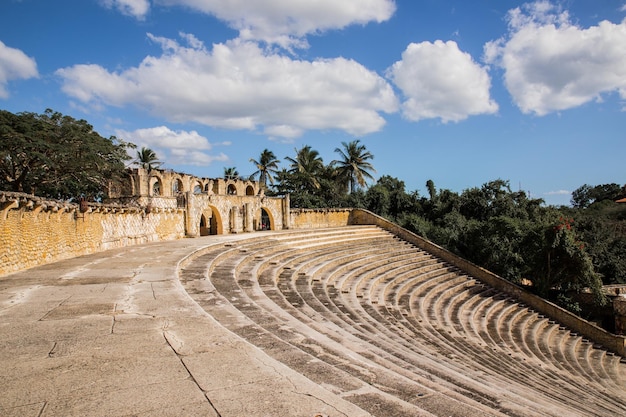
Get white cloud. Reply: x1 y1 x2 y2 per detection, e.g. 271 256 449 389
156 0 395 49
56 34 398 139
117 125 228 166
484 1 626 115
544 189 570 196
0 41 38 99
100 0 150 20
387 40 498 123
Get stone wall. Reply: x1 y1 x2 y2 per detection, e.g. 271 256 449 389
349 208 626 357
0 192 185 276
290 208 352 229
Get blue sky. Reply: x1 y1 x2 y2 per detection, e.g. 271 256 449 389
1 0 625 205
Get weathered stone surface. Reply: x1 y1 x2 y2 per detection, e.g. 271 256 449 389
0 233 371 417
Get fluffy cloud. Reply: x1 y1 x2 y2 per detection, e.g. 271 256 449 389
484 1 626 115
100 0 150 20
56 33 398 139
0 41 38 99
118 125 228 166
157 0 395 48
387 40 498 123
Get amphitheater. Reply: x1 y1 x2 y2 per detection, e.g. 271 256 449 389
1 171 625 416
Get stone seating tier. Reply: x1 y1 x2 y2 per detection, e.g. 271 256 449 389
179 226 626 417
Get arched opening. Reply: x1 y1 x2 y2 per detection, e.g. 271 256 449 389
245 185 255 196
199 207 222 235
172 178 183 195
150 177 162 196
199 214 210 236
257 207 273 231
193 182 203 194
227 184 237 195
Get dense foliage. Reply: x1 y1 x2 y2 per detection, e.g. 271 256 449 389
0 109 133 200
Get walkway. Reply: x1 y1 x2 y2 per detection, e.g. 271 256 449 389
0 233 366 417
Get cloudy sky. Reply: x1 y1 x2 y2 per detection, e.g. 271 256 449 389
1 0 625 205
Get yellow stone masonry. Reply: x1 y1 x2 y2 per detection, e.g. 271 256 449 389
0 192 185 276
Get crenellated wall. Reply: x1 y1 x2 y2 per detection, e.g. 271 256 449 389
0 192 184 276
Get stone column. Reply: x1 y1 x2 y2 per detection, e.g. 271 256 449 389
282 194 290 230
614 296 626 335
244 203 253 232
230 206 242 233
184 191 198 237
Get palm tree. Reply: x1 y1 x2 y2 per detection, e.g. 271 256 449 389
331 139 376 194
223 166 239 180
285 145 324 190
249 149 279 188
135 147 162 171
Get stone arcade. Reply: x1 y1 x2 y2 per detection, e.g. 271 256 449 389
107 168 291 236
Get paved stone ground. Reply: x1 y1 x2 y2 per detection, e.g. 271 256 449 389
0 234 369 417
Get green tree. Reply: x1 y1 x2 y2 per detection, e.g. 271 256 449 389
223 167 239 180
426 179 436 201
0 110 49 193
528 216 606 307
135 147 162 171
0 109 132 200
571 183 622 208
331 139 376 194
249 149 279 188
284 145 324 191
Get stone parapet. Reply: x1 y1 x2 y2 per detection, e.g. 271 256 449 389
0 191 184 276
290 208 352 229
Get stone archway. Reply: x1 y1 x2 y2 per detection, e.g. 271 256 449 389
198 206 223 235
256 207 274 231
199 214 210 236
149 176 162 196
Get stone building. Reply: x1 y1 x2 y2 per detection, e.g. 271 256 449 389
107 168 290 236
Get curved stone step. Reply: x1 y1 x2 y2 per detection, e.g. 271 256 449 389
177 226 626 416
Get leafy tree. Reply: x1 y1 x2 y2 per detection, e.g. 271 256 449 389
426 179 436 201
331 139 376 194
571 184 594 209
462 216 530 282
135 147 162 171
284 145 324 191
572 201 626 284
365 183 390 217
571 183 622 208
366 175 419 221
223 167 239 180
0 110 48 193
528 216 606 307
0 109 132 200
249 149 279 188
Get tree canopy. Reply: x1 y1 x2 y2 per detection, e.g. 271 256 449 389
0 109 133 200
249 149 279 188
331 139 376 194
135 147 162 171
